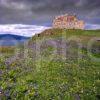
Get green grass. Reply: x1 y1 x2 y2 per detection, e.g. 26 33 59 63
0 29 100 99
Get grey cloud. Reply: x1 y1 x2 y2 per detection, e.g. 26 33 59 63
0 0 100 25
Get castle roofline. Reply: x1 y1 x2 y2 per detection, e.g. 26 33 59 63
55 14 76 19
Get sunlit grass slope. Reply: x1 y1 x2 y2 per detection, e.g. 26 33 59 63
0 29 100 100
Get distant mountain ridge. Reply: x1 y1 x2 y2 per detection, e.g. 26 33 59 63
0 34 29 39
0 34 30 46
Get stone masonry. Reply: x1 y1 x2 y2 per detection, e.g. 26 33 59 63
53 14 85 29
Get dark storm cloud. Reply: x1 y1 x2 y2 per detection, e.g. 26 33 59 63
0 0 100 25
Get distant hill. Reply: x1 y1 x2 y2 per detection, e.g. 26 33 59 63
29 29 100 55
31 29 100 41
0 34 30 46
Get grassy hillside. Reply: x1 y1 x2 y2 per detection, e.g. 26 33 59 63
0 29 100 99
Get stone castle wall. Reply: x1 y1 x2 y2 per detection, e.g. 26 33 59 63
53 14 85 29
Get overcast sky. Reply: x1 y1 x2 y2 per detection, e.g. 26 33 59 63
0 0 100 26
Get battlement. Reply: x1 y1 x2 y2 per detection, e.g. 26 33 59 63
53 14 85 29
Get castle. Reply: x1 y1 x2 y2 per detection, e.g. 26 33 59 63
53 14 85 29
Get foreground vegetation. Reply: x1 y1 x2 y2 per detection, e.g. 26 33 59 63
0 29 100 100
